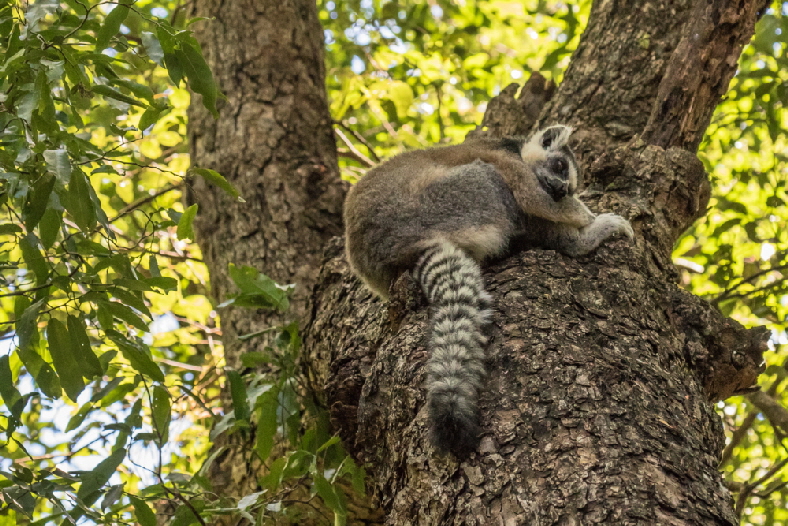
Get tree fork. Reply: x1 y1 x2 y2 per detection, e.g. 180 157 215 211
304 0 770 524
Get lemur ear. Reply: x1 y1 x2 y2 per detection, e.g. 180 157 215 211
538 125 574 150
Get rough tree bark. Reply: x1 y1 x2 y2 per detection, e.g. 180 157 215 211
189 0 772 524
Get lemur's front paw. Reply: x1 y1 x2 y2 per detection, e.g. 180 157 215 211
594 213 634 240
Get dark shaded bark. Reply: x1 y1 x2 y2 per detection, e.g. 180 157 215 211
302 0 771 524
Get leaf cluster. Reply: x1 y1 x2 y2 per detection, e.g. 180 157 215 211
0 0 228 524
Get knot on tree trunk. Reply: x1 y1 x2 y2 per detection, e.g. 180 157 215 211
667 288 769 402
468 73 556 139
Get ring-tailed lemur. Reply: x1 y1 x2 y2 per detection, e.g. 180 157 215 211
343 126 633 456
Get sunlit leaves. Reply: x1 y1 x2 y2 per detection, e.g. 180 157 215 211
46 319 85 401
0 356 23 419
130 495 158 526
219 309 360 525
1 1 221 523
176 203 197 241
191 167 242 201
76 448 126 503
96 2 132 50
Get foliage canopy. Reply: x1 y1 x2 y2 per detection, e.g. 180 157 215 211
0 0 786 524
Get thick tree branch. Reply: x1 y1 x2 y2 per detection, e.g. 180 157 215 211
642 0 772 149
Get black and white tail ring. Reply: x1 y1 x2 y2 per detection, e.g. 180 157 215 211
413 240 492 455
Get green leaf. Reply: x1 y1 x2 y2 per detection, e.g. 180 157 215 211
106 330 164 382
24 173 56 231
141 31 164 65
97 302 114 331
34 364 62 404
113 278 154 292
16 92 37 122
226 369 250 423
223 264 292 311
130 495 158 526
176 204 198 241
38 208 62 250
316 435 341 453
261 456 287 492
109 78 154 103
148 255 161 277
139 104 166 131
170 498 203 526
67 315 104 378
43 149 71 183
66 402 95 432
191 168 242 201
156 27 183 85
312 473 346 517
145 277 177 291
0 356 24 419
95 2 130 50
151 385 171 445
77 448 126 502
109 287 151 318
91 84 145 107
350 463 366 497
103 301 149 332
16 297 41 350
0 224 23 235
102 484 124 510
178 39 220 117
19 234 49 285
46 318 85 401
65 169 97 232
282 450 312 479
256 389 277 460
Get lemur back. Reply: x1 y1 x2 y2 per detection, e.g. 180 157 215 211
343 126 633 456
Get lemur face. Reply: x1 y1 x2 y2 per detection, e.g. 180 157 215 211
521 125 579 202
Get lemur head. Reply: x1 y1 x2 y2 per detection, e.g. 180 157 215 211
520 125 579 202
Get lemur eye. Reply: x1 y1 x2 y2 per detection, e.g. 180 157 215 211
549 157 568 175
541 129 557 149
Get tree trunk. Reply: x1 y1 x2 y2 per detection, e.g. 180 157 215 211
185 0 346 519
304 0 770 524
188 0 771 524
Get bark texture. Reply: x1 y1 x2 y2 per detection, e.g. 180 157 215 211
302 0 771 524
185 0 349 521
187 0 345 339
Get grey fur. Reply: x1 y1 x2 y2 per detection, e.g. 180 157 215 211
343 126 633 455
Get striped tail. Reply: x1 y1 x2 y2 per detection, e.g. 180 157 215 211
413 240 492 456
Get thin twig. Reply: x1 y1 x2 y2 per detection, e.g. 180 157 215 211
736 457 788 515
714 263 788 305
334 120 381 163
110 181 185 223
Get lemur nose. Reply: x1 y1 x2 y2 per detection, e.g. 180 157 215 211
545 177 568 202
